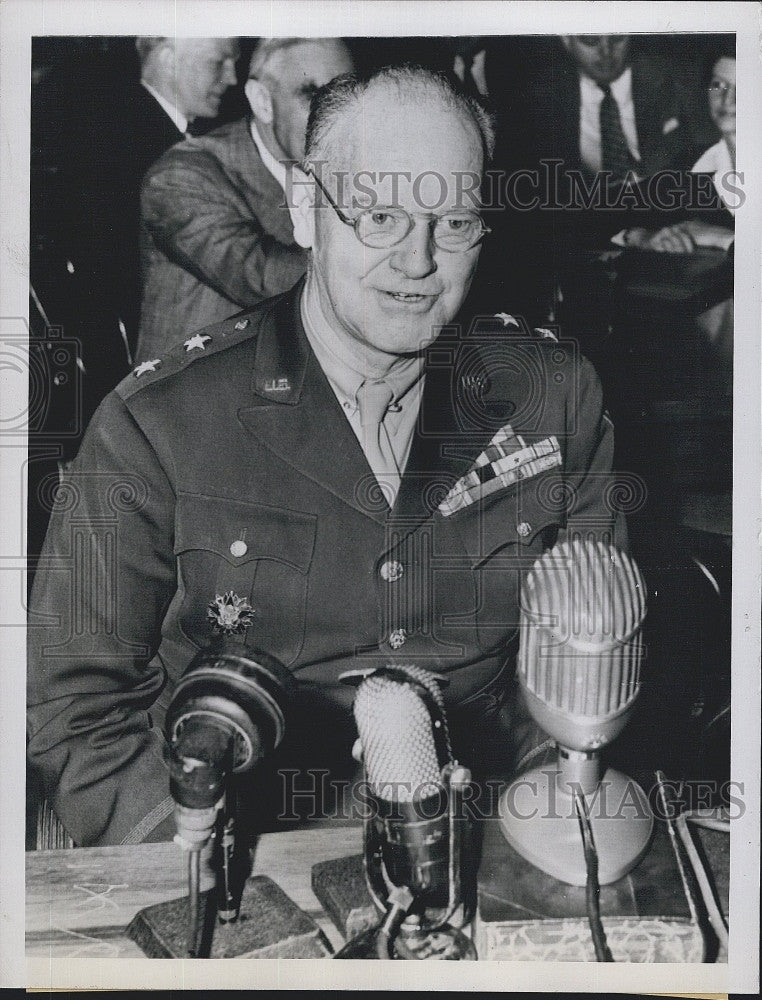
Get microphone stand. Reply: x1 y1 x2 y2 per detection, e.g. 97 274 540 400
335 762 477 959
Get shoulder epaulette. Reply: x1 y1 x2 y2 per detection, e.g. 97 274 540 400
116 310 264 402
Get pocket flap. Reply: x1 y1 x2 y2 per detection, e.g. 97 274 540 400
175 492 317 571
454 473 565 566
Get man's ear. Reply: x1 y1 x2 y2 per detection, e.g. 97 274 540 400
287 164 315 250
245 78 273 124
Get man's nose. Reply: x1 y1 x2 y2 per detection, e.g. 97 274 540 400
389 220 438 278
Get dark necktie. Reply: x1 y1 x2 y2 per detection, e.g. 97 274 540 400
599 84 637 180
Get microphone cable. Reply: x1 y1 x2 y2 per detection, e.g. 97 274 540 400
574 791 614 963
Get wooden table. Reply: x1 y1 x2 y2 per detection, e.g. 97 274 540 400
26 821 728 962
26 822 362 959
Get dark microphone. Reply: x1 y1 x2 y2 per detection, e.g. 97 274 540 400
499 537 652 886
164 642 293 950
165 642 293 819
339 664 476 960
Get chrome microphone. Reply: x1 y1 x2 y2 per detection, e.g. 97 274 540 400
499 537 652 886
340 664 475 959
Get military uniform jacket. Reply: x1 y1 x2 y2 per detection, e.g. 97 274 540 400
27 281 623 846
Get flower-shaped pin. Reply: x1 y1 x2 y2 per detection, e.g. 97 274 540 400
207 591 256 635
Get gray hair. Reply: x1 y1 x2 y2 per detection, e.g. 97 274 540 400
304 63 496 167
248 37 335 81
135 37 170 67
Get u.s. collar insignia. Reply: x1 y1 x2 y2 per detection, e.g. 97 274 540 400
264 377 291 392
207 591 255 634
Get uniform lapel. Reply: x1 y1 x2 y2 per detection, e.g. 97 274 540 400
388 335 507 537
237 284 387 524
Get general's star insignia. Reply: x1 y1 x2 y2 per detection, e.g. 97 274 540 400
134 359 161 377
494 312 520 328
184 333 211 352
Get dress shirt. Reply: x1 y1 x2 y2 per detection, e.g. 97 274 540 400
579 67 641 175
692 138 738 214
300 288 425 490
140 80 189 136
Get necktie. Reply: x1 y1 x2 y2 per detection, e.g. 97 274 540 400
599 85 637 180
356 380 400 506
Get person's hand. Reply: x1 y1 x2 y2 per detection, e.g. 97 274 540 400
646 222 696 254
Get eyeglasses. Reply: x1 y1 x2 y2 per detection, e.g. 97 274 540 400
309 171 491 253
708 79 736 98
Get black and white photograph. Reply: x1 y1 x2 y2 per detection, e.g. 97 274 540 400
1 0 759 992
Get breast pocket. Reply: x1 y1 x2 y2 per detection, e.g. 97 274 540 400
174 493 317 667
452 474 564 651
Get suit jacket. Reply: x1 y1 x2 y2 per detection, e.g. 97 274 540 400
27 280 623 847
71 83 186 346
137 117 308 362
501 46 694 180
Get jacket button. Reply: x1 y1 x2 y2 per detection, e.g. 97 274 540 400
380 560 404 582
388 628 407 649
517 521 532 538
230 539 248 557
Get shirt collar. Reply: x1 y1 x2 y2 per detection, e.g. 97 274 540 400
140 80 188 135
299 285 424 412
580 65 633 103
249 120 288 192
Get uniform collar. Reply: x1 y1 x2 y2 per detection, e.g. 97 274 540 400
299 283 424 413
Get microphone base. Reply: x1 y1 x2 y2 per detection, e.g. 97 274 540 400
334 922 476 960
498 765 653 886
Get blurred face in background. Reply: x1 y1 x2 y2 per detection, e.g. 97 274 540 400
563 35 632 85
707 56 736 141
254 40 354 161
173 38 239 120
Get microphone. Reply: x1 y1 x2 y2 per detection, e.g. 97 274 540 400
164 642 293 949
339 664 476 960
165 642 293 823
499 537 653 886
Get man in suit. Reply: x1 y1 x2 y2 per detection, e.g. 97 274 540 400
70 37 240 360
510 35 694 182
474 35 701 331
135 37 354 362
27 65 623 847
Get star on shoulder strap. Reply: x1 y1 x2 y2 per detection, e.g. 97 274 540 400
184 333 212 352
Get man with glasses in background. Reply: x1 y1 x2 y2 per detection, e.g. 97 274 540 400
27 65 623 847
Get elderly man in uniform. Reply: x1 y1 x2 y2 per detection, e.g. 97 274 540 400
136 37 354 362
27 65 623 847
